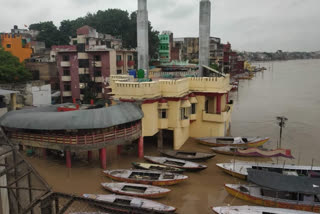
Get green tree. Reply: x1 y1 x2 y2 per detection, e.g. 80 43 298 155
29 21 69 48
0 47 31 83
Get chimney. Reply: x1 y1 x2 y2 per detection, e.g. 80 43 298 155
137 0 149 78
199 0 211 77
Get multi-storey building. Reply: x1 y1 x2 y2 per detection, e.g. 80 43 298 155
110 74 233 149
0 33 32 62
53 26 135 103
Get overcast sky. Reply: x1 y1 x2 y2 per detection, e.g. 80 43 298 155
0 0 319 52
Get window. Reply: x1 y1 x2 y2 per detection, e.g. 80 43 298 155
94 69 102 77
32 70 40 80
63 69 70 76
6 44 11 48
79 59 89 68
73 40 78 45
191 103 196 114
117 70 122 74
128 55 133 61
62 55 70 61
159 109 167 119
64 84 71 91
94 55 101 61
180 108 189 120
79 74 90 83
96 84 102 93
116 55 122 61
77 44 85 52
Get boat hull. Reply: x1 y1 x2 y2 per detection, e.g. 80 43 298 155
225 185 320 213
216 164 247 180
211 147 293 158
104 171 187 186
160 150 215 161
131 162 184 173
197 138 269 147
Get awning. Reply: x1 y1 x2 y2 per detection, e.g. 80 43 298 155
247 169 320 195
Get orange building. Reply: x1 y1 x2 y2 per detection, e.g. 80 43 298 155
0 34 32 62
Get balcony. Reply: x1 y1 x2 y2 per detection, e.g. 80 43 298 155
93 77 104 83
61 61 70 67
158 119 168 129
117 60 124 67
94 61 102 67
202 105 232 123
62 76 71 81
63 91 72 97
78 53 88 59
127 60 135 67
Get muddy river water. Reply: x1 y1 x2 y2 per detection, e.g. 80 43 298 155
26 59 320 213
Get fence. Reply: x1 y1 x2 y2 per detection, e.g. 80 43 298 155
0 129 173 214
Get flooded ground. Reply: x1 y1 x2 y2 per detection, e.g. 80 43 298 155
26 59 320 213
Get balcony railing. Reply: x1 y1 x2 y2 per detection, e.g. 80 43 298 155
62 76 71 81
8 122 141 146
60 61 70 67
202 104 232 123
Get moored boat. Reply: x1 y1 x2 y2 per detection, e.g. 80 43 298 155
83 194 176 213
160 150 215 161
101 182 171 198
144 156 207 171
224 184 320 213
197 136 269 147
211 146 293 158
103 169 188 186
216 162 320 180
212 206 317 214
132 162 185 173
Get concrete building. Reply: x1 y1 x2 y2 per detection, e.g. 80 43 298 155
199 0 211 76
53 26 135 103
158 32 172 64
110 74 233 150
0 34 32 62
137 0 149 75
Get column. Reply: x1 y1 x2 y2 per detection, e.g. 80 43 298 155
10 93 17 111
216 95 222 114
157 130 163 149
100 148 107 169
138 136 144 158
42 148 47 159
117 145 122 155
66 151 72 168
87 151 93 162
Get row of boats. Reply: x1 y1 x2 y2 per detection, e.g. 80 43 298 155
82 148 217 213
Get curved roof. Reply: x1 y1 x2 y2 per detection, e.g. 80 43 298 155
0 103 143 130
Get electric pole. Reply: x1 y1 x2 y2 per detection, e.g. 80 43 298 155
276 116 288 148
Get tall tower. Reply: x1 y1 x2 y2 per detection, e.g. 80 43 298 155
137 0 149 78
199 0 211 76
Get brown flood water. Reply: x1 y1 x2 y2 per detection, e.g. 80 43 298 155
26 59 320 213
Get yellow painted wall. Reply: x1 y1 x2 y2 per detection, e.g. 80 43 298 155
173 127 189 150
141 102 159 137
1 34 32 62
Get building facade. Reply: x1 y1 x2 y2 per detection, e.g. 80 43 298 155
0 34 32 62
53 26 135 103
110 74 233 149
158 34 171 63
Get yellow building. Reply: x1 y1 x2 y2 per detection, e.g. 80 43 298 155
109 74 233 150
0 34 32 62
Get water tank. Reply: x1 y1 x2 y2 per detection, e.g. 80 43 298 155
128 69 137 78
137 69 145 79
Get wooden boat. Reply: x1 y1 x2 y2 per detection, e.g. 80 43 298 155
132 162 185 173
101 182 171 198
216 162 320 180
197 136 269 147
212 206 317 214
83 194 176 213
103 169 188 186
160 150 215 161
211 146 293 158
225 184 320 213
144 156 207 171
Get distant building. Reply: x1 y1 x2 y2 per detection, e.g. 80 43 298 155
0 34 32 62
158 31 173 64
53 25 135 103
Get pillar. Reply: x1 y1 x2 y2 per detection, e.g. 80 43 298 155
199 0 211 76
10 93 17 111
100 148 107 169
137 0 149 78
42 148 47 159
157 130 163 149
117 145 122 155
90 99 94 105
87 151 93 162
216 95 222 114
138 136 144 158
66 151 72 168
